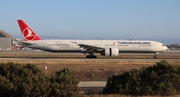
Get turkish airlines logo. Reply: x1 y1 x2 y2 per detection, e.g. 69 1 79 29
22 27 37 40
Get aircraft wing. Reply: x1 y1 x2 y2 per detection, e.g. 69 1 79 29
78 43 104 52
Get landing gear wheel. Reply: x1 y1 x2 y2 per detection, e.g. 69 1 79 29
93 56 97 58
153 55 157 59
86 55 97 58
86 55 91 58
153 52 158 59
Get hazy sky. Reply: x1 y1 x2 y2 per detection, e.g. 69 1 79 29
0 0 180 44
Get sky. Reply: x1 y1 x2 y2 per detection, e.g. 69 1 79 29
0 0 180 44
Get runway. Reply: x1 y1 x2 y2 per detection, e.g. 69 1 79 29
1 50 180 55
0 50 180 59
0 58 180 61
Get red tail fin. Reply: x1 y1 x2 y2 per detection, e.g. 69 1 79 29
17 20 41 41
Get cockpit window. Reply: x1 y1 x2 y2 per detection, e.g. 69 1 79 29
162 45 166 46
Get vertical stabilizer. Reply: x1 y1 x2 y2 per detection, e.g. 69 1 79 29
17 20 41 41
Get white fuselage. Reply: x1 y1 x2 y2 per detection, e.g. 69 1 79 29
20 39 168 53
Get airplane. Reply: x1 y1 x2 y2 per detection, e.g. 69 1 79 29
17 20 168 59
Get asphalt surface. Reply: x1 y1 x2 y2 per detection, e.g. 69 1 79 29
0 58 180 60
1 50 180 55
0 50 180 60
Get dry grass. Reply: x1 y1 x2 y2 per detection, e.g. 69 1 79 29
1 51 180 75
1 58 180 80
1 51 180 80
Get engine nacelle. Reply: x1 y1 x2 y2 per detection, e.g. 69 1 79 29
101 48 119 56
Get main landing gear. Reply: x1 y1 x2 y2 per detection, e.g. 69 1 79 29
153 52 159 59
86 55 97 58
86 52 97 58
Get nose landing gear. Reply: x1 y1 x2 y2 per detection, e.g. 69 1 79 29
153 52 159 59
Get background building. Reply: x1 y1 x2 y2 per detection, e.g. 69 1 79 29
0 30 13 51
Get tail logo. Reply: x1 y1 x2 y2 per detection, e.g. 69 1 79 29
23 27 37 41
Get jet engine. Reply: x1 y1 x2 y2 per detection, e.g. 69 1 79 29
101 48 119 56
